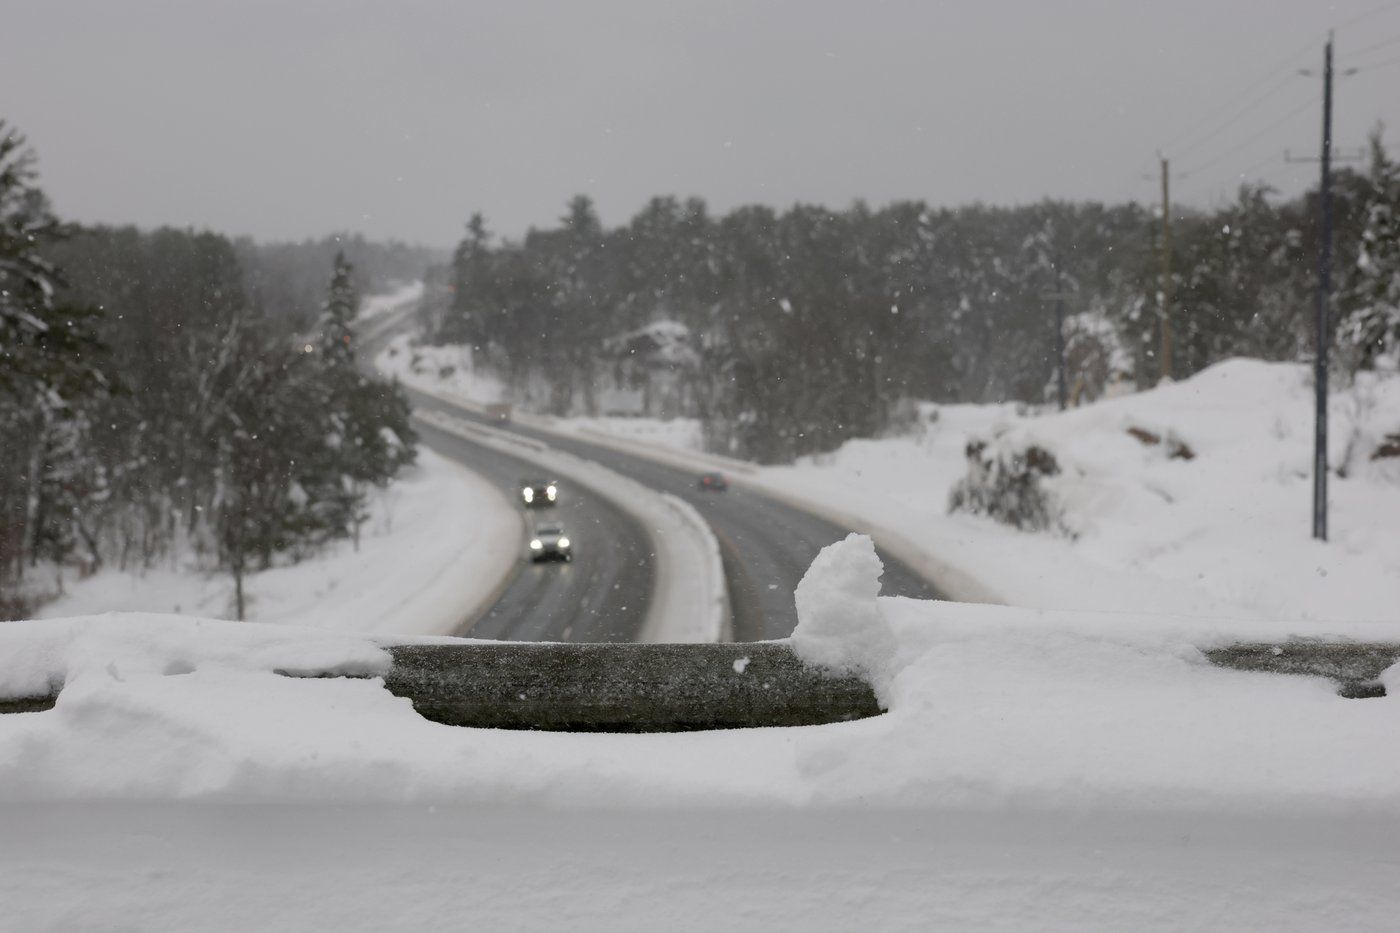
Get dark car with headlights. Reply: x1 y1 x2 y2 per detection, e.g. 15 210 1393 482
520 478 558 508
529 523 573 562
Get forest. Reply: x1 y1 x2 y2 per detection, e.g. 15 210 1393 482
0 122 421 618
431 134 1398 463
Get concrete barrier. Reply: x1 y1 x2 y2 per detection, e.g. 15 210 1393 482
1205 642 1400 698
384 642 881 731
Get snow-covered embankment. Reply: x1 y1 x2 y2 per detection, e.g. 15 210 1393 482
38 448 521 637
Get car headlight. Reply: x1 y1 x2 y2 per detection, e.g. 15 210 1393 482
522 488 533 502
529 539 543 549
557 537 570 549
546 485 557 500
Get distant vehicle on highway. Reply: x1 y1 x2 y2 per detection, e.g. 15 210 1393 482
698 472 728 492
485 402 512 424
521 478 558 508
529 522 573 562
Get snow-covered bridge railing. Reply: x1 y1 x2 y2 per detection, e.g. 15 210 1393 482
383 642 881 731
1205 642 1400 699
0 642 884 731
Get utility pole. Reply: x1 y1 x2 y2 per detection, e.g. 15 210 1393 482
1311 33 1335 542
1054 291 1068 410
1041 287 1070 411
1159 156 1173 383
1288 37 1361 541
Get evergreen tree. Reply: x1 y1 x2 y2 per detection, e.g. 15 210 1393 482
318 250 359 367
0 122 106 611
1339 132 1400 372
310 252 417 549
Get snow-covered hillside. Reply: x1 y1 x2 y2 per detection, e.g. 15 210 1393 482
524 358 1399 624
754 360 1400 622
386 332 1400 622
37 448 520 636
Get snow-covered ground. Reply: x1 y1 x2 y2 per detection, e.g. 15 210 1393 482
752 361 1400 623
6 538 1400 928
356 279 424 321
37 448 521 637
379 332 508 403
408 349 1398 625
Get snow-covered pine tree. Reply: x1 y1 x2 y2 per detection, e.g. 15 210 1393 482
307 252 416 549
1339 132 1400 373
318 250 359 368
0 122 105 613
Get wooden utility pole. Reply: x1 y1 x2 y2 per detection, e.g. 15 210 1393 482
1311 32 1335 542
1159 156 1173 383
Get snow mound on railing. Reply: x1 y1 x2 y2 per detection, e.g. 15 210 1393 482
792 534 897 696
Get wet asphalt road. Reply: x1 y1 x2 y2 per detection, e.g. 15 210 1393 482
413 417 653 643
408 389 943 641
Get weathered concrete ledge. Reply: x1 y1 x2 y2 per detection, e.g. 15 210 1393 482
0 642 884 731
1204 642 1400 698
383 642 882 731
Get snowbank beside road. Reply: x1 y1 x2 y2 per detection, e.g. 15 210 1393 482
762 360 1400 622
357 280 424 321
38 448 521 637
378 332 508 403
379 329 1400 624
543 359 1400 624
9 578 1400 809
7 566 1400 926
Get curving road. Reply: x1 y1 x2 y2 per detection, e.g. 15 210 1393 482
362 314 654 643
406 389 943 641
413 419 653 642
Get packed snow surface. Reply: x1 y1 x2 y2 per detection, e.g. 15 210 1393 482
7 600 1400 808
6 594 1400 927
8 465 1400 928
37 448 520 636
378 332 507 403
791 533 898 693
356 280 424 320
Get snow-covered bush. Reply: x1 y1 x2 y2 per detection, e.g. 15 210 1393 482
948 436 1067 534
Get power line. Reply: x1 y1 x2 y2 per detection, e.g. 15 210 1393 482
1169 72 1300 161
1179 94 1321 179
1351 51 1400 71
1346 31 1400 58
1158 39 1316 155
1339 0 1400 28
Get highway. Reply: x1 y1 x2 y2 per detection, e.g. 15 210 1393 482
413 418 653 642
406 388 943 641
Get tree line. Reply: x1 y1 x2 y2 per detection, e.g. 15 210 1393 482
0 121 418 619
433 135 1399 463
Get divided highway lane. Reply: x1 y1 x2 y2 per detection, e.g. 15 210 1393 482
413 419 653 643
406 389 944 641
360 314 653 643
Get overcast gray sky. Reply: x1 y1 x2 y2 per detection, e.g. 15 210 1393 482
4 0 1399 246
